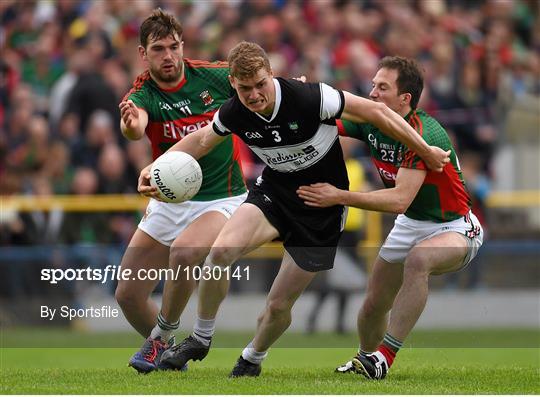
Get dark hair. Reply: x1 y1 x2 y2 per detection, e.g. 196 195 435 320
228 41 271 79
140 8 183 48
378 56 424 109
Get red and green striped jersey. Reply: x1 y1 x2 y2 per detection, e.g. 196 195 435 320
122 59 246 201
338 109 471 222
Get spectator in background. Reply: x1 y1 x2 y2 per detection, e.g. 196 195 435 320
97 143 137 247
497 50 540 116
59 167 106 245
0 58 19 130
4 2 40 61
48 49 87 130
4 84 36 172
5 112 49 178
26 175 64 245
59 163 134 247
425 28 457 110
42 140 73 194
71 1 115 60
102 59 131 105
97 143 132 194
56 112 81 150
449 59 496 170
19 20 64 113
63 39 118 134
71 109 116 169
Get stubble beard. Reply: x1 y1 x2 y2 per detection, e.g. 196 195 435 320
152 61 183 84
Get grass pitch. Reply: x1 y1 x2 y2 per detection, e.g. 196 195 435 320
1 329 538 394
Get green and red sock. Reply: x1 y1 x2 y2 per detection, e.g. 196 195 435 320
378 333 403 367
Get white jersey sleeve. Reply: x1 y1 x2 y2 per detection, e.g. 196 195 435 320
319 83 344 120
212 109 232 136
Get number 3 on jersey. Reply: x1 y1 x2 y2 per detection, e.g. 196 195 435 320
272 130 282 143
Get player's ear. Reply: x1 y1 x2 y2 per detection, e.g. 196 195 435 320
138 46 147 61
228 75 235 88
402 93 411 105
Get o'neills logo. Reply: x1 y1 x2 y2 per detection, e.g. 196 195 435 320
153 169 177 200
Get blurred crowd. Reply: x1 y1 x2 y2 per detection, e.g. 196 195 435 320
0 0 539 249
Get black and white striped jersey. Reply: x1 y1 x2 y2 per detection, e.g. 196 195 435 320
212 77 349 190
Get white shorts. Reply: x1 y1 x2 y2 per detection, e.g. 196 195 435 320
138 193 248 247
379 211 484 268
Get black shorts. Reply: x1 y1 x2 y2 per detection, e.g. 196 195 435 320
244 178 346 272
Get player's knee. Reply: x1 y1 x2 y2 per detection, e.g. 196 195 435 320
265 298 292 319
361 296 389 319
360 299 376 319
404 249 431 275
208 246 237 266
169 246 207 268
115 282 145 310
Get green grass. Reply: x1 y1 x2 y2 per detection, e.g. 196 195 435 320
1 330 539 394
2 327 539 348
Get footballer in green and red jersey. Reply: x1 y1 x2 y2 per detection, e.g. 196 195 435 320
337 109 471 223
311 58 484 381
123 59 246 201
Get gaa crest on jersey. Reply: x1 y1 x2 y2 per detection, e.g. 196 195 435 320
159 102 172 111
200 90 214 106
288 121 299 131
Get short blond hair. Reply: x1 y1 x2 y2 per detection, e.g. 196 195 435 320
228 41 271 79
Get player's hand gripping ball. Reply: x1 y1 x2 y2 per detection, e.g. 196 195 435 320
150 151 203 203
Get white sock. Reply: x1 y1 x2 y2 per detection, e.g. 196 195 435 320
191 317 215 347
150 311 179 342
241 341 268 365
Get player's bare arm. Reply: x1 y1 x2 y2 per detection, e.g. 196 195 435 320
119 99 148 140
341 92 450 172
298 167 426 213
167 123 226 159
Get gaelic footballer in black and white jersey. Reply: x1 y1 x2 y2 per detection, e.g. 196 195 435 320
212 77 349 271
213 78 349 199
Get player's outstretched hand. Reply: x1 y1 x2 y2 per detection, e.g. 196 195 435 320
425 147 451 172
297 183 343 208
119 99 140 130
138 164 161 200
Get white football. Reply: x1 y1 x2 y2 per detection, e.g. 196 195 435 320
150 151 203 203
